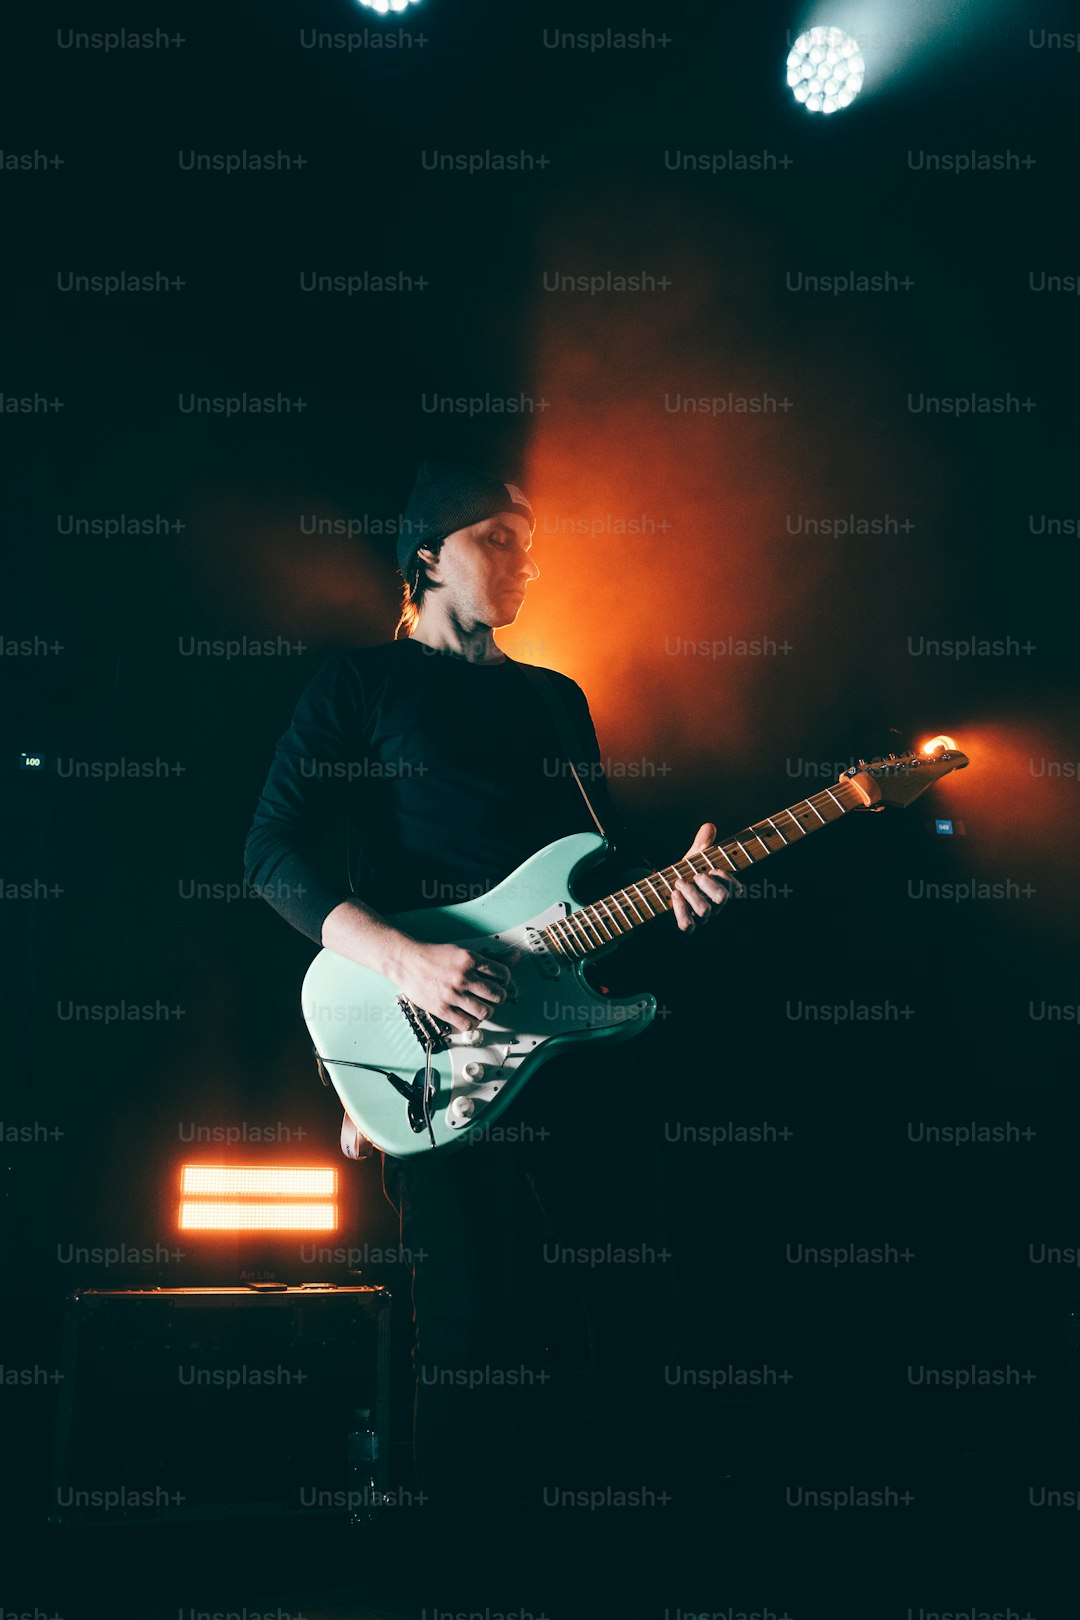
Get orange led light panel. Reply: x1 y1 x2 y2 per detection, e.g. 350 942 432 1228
179 1201 336 1231
181 1165 335 1198
178 1164 338 1232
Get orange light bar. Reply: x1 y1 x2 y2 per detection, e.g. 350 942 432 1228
178 1164 339 1233
181 1165 336 1198
179 1201 337 1231
921 734 959 756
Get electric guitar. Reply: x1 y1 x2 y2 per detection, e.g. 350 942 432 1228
302 746 968 1157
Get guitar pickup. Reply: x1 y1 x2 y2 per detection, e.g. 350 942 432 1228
523 926 561 980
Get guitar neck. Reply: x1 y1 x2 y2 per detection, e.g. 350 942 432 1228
542 776 868 960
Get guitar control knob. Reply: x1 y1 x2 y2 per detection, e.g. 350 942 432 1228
462 1061 485 1080
448 1095 476 1125
459 1030 484 1046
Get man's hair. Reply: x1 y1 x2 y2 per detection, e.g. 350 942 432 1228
394 539 445 639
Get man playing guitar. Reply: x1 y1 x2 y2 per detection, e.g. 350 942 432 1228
244 459 739 1559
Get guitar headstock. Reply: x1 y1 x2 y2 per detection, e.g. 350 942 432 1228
839 746 969 809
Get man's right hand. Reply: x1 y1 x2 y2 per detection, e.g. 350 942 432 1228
389 939 517 1033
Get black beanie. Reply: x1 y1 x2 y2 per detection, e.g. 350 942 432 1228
398 458 535 576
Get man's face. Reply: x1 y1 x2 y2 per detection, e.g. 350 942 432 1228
419 511 539 628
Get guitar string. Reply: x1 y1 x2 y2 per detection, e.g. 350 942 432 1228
544 789 861 951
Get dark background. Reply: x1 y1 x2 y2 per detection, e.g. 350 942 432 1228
3 0 1080 1612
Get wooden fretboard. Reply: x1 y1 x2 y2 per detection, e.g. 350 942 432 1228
542 777 866 959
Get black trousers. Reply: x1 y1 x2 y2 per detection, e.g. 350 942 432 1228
380 1047 687 1520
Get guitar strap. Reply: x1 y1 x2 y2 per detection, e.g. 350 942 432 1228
517 662 608 840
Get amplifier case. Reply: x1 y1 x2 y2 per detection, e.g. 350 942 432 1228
50 1285 391 1526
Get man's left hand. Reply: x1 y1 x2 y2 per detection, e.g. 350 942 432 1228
671 822 743 933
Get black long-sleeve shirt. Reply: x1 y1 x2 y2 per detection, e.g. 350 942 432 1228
243 638 632 944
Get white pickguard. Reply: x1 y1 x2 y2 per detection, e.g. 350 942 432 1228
437 903 652 1131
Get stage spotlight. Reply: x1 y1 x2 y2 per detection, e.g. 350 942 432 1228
786 26 864 114
356 0 421 13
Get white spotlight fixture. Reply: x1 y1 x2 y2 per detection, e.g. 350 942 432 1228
786 26 864 114
357 0 421 13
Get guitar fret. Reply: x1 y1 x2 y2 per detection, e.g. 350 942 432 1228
802 798 827 826
697 851 724 881
766 816 791 844
577 909 608 948
631 882 662 918
651 872 678 904
822 788 845 814
733 840 754 865
598 898 628 935
578 907 608 945
597 905 621 939
620 887 648 923
609 894 637 929
697 849 734 891
642 876 669 910
625 887 650 926
612 894 637 933
635 883 660 919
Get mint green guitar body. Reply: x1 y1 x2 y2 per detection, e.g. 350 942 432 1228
301 832 656 1157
